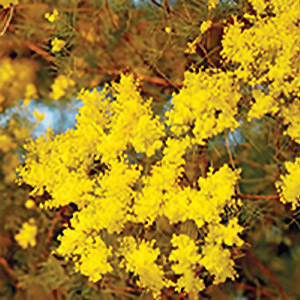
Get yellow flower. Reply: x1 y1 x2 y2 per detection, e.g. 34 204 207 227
51 38 66 53
2 154 19 183
45 9 59 23
200 243 236 284
25 199 35 209
73 236 113 282
249 0 267 15
0 134 15 152
200 20 212 34
121 237 170 298
247 89 278 121
165 27 171 34
49 75 75 100
208 0 218 10
33 109 45 122
281 100 300 145
15 219 37 249
167 69 241 144
18 73 245 296
276 157 300 210
170 234 205 294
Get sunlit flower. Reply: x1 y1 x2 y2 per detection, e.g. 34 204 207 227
15 219 37 249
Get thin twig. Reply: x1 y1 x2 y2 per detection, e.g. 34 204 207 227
0 257 17 282
45 207 64 244
15 3 96 12
0 5 14 36
8 25 54 62
105 0 120 31
237 194 280 200
198 43 217 69
247 250 291 300
236 283 280 300
225 136 235 169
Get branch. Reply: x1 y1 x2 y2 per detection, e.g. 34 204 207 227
0 257 17 282
105 0 120 31
237 194 280 200
0 5 14 36
247 250 291 300
45 207 64 244
89 67 182 88
8 25 54 62
236 283 280 300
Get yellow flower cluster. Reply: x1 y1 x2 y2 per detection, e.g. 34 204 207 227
281 99 300 145
45 9 59 23
167 69 241 145
0 58 38 110
25 199 35 209
18 73 244 298
51 37 66 53
49 74 75 100
221 0 300 124
15 219 37 249
121 237 171 298
207 0 218 10
276 157 300 210
0 0 18 8
0 119 30 184
73 236 113 283
200 20 212 34
2 153 19 184
169 234 204 294
219 0 300 212
201 218 243 284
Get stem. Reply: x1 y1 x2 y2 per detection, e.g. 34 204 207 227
237 194 280 200
236 283 280 300
247 250 291 300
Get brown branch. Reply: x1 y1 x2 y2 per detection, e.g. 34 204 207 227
122 32 168 83
150 0 165 9
0 5 14 36
198 43 217 69
236 283 280 300
225 135 235 169
237 194 280 200
19 37 54 62
8 25 54 62
0 257 17 282
89 67 182 88
45 207 64 245
134 73 182 88
150 0 192 25
105 0 120 31
234 158 272 174
15 3 96 12
247 251 291 300
164 0 171 13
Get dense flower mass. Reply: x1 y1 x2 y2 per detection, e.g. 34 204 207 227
221 0 300 127
16 0 300 297
221 0 300 211
121 237 171 298
167 69 241 145
18 71 244 298
276 157 300 210
1 0 300 299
